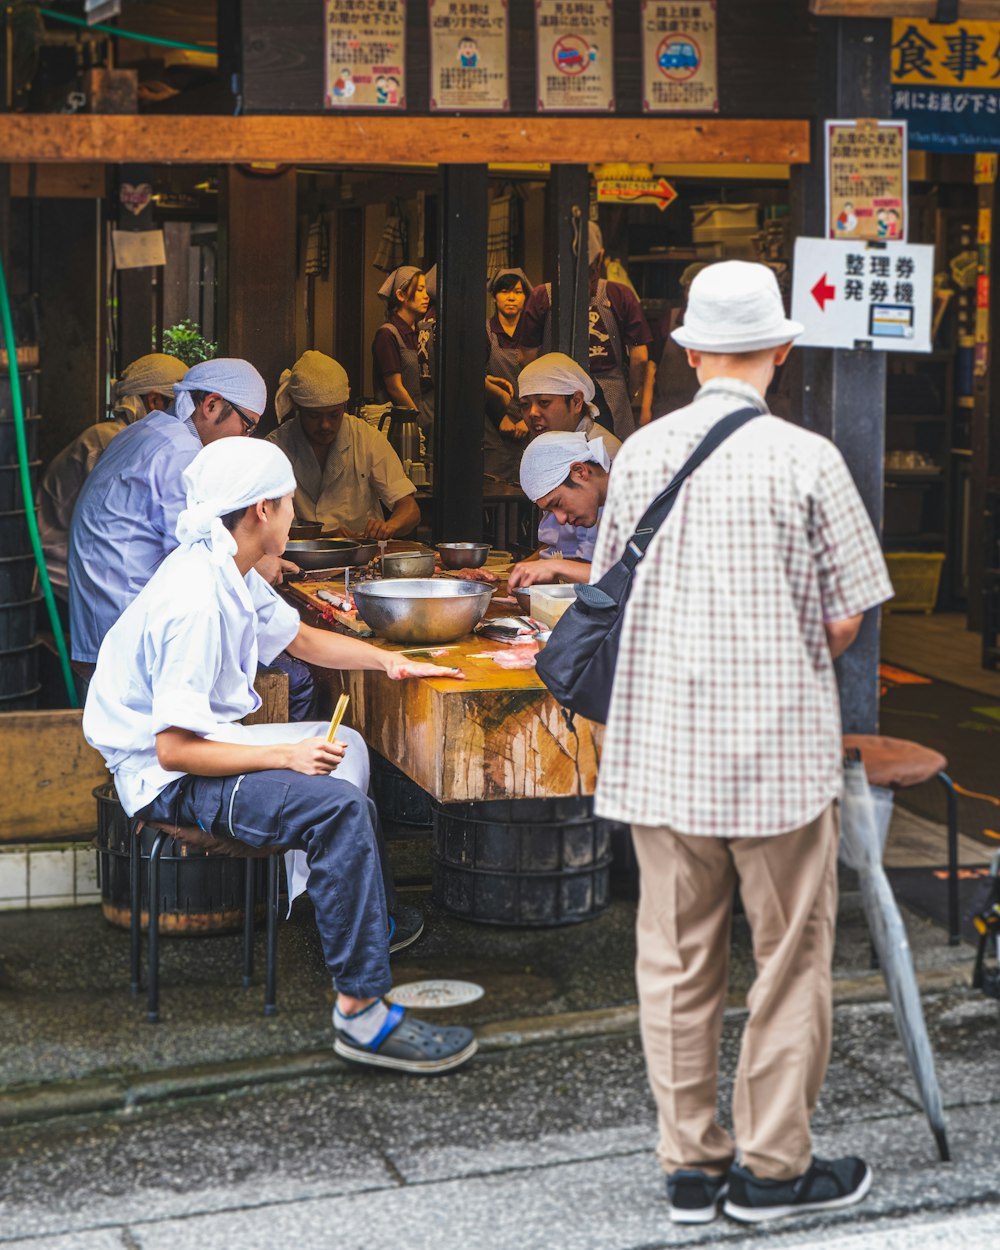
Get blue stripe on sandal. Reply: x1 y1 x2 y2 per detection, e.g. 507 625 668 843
363 1002 406 1052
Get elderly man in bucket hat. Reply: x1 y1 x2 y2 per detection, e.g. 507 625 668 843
589 262 893 1225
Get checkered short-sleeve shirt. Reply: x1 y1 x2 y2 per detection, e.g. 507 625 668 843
590 378 893 836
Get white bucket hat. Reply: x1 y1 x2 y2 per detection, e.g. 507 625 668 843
671 261 803 354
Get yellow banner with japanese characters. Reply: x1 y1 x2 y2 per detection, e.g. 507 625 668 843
891 19 1000 89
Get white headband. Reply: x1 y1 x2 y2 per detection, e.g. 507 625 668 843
517 352 599 419
275 351 350 423
173 357 267 423
176 439 296 565
519 430 611 502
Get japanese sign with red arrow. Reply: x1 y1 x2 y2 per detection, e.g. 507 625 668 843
596 178 678 212
791 237 934 352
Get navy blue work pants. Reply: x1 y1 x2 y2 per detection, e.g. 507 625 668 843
141 770 392 999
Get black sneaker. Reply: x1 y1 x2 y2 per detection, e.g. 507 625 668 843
666 1170 728 1224
388 904 425 955
723 1155 872 1223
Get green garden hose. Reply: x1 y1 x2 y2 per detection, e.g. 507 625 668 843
0 254 78 708
39 8 218 55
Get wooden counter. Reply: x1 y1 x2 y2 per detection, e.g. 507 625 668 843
286 575 601 804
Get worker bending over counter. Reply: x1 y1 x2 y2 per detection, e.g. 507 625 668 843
268 351 419 541
507 353 620 590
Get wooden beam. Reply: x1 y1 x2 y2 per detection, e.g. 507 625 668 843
811 1 1000 15
0 115 811 166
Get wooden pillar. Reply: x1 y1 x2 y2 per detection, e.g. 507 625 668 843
334 206 364 396
969 159 997 633
433 164 487 541
115 164 155 376
218 166 297 433
794 16 891 735
546 165 590 368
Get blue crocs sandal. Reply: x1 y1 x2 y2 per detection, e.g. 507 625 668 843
334 1002 477 1075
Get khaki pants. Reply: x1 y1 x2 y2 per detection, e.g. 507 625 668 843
632 803 839 1181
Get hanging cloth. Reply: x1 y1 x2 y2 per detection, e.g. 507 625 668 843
372 199 408 273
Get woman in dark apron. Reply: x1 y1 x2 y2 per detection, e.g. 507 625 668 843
484 268 533 482
372 266 435 434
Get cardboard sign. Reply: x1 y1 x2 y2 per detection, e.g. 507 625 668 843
112 229 166 270
536 0 614 112
791 237 934 353
826 119 908 243
324 0 406 109
429 0 509 112
891 18 1000 153
641 0 718 114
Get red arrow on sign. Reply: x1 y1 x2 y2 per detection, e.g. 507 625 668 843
811 274 836 311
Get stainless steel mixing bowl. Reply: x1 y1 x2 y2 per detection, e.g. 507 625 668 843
380 549 436 578
436 542 490 569
352 578 494 643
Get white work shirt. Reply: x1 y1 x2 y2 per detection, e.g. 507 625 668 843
83 541 301 817
267 413 415 533
37 418 126 594
68 408 201 662
537 415 621 561
590 377 893 836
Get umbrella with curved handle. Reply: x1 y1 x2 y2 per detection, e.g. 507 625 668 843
840 752 950 1162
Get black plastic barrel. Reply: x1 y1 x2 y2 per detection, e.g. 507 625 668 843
0 461 37 510
0 684 41 710
0 555 35 600
0 370 40 423
370 751 433 827
0 640 39 700
432 795 612 926
0 509 33 556
94 783 254 936
0 597 40 649
0 414 40 461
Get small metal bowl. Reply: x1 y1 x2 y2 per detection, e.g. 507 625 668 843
436 542 490 570
289 521 323 541
380 549 437 579
352 578 494 643
283 538 362 571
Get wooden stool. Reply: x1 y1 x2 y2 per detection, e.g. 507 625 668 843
843 734 959 944
130 815 283 1024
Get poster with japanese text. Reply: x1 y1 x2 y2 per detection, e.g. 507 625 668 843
641 0 717 114
429 0 509 112
324 0 406 109
535 0 614 113
891 19 1000 153
825 120 907 244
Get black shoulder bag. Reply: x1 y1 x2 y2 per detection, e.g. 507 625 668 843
534 406 761 724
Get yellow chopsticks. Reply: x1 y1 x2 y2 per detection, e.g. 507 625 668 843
326 693 350 743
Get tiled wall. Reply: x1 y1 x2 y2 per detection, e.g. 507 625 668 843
0 842 100 911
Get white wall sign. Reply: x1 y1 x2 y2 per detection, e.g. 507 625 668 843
791 237 934 353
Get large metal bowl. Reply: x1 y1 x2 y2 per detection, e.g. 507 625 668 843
352 578 494 643
380 549 436 579
436 541 490 569
283 538 362 570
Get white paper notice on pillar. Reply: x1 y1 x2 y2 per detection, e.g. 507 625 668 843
791 237 933 353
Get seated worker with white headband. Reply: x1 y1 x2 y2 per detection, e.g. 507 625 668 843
268 351 420 541
83 438 476 1076
509 431 613 587
508 352 621 591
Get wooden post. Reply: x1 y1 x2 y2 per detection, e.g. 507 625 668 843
969 158 997 634
433 163 487 541
115 164 155 375
547 165 590 368
218 166 297 434
794 16 891 735
335 206 364 396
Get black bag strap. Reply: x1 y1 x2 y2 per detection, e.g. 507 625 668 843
620 406 762 572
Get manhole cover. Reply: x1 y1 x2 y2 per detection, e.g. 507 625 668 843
386 979 484 1009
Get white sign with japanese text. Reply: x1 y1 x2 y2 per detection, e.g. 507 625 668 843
791 237 934 353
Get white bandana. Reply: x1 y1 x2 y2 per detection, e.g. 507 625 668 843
173 358 267 424
517 352 599 418
176 439 296 565
111 353 188 424
519 430 611 503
